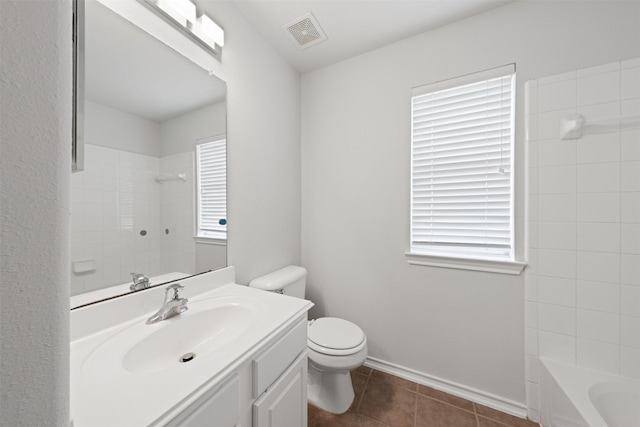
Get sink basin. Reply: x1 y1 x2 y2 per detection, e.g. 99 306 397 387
124 304 255 374
82 296 263 379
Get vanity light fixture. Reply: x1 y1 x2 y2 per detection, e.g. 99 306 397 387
161 0 196 25
198 13 224 47
137 0 224 58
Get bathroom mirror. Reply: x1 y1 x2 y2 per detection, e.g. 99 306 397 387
70 0 227 309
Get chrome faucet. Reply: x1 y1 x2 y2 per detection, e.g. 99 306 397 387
146 283 188 324
130 273 150 291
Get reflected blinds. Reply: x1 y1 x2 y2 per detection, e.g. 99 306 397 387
410 64 515 259
196 138 226 237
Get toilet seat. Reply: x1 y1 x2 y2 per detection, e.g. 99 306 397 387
307 317 366 356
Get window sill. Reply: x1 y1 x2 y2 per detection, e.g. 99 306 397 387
195 236 227 246
405 252 526 275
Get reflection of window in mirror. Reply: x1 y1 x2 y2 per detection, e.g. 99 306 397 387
196 137 227 241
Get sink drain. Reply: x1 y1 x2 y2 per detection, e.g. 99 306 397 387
179 352 196 363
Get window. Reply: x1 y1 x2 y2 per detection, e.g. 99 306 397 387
196 137 226 240
409 64 518 268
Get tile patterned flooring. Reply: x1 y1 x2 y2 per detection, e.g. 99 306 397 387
308 367 539 427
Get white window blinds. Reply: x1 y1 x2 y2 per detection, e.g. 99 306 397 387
410 64 515 260
196 138 226 239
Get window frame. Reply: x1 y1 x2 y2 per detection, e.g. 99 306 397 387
406 64 525 275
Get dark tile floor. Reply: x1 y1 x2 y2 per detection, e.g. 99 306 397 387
308 367 539 427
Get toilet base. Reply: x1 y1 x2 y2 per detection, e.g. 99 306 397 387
307 362 355 414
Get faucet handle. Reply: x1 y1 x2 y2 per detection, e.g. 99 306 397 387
131 272 148 283
165 283 185 300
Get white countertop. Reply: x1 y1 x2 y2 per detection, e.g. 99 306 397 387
70 267 312 426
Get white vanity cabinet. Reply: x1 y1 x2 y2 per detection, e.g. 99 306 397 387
161 316 308 427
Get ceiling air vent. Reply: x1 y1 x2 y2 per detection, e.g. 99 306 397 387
282 12 327 49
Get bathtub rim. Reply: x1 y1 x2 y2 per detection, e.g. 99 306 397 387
540 357 639 427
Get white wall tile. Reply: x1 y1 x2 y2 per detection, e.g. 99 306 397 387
622 98 640 117
525 81 538 116
525 354 539 383
622 58 640 70
622 192 640 223
577 222 620 253
528 194 538 222
538 79 577 113
526 115 539 144
539 303 576 335
621 254 640 285
622 66 640 100
578 193 620 222
525 273 538 302
621 224 640 254
621 346 640 379
577 61 620 78
577 309 620 344
577 280 620 313
578 71 621 106
621 316 640 348
525 327 539 356
539 166 576 194
539 221 576 250
538 276 576 307
538 109 576 141
526 301 538 327
539 249 576 279
539 331 576 363
539 71 576 86
526 382 540 411
577 338 620 374
577 102 621 128
577 251 620 283
577 133 620 164
621 161 640 191
528 221 539 249
538 140 576 167
621 285 640 317
539 194 576 222
528 167 538 195
577 162 620 193
528 138 539 171
621 130 640 161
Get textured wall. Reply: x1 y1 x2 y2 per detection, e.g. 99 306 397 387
0 1 71 425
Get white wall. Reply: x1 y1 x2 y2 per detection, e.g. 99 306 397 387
301 0 640 413
525 57 640 420
0 1 71 425
0 0 300 424
201 2 302 284
161 101 226 156
85 100 161 156
160 102 228 276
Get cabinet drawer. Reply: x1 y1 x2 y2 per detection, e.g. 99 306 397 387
253 318 307 398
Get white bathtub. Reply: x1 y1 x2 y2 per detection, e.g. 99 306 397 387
540 358 640 427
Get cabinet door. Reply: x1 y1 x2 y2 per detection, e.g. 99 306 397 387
253 352 307 427
164 374 239 427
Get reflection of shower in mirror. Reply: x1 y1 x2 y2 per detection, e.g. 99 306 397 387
155 173 187 183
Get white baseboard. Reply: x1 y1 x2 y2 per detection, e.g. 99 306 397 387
364 356 529 420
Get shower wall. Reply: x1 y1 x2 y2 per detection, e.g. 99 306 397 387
525 57 640 420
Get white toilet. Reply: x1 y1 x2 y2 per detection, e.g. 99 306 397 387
249 265 368 414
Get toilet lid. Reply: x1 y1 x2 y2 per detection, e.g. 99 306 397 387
308 317 365 350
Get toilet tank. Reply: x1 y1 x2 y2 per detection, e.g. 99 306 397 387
248 265 307 299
